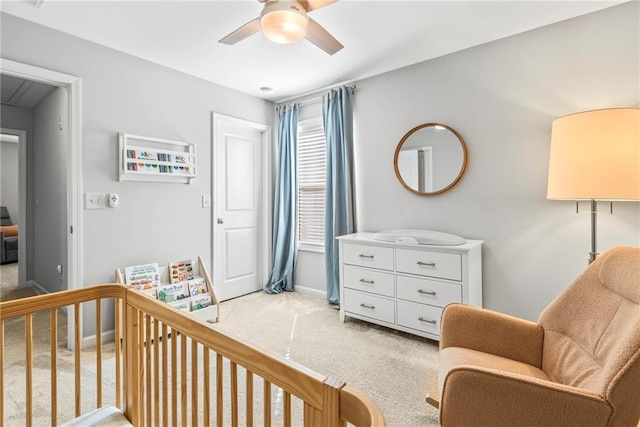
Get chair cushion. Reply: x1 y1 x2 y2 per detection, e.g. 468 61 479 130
439 346 550 396
0 225 18 237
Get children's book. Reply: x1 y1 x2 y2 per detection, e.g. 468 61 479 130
124 263 161 291
169 299 190 312
188 277 207 297
157 282 188 303
168 260 194 283
191 294 212 311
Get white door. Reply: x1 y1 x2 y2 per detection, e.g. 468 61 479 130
213 114 270 301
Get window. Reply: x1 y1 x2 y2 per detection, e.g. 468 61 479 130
297 118 326 251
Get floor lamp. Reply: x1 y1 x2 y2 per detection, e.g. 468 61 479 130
547 108 640 264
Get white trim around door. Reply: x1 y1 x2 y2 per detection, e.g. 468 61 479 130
0 58 83 350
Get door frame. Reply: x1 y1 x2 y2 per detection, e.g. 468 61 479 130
1 58 83 348
212 112 271 300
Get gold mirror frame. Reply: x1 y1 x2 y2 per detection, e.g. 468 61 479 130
393 123 468 196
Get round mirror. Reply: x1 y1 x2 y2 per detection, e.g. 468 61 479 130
393 123 468 196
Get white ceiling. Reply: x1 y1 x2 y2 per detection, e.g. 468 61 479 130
0 0 628 102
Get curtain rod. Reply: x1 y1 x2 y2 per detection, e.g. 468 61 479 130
275 83 357 106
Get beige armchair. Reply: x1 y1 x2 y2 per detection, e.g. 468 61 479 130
428 246 640 426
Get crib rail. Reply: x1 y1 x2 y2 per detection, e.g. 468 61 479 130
0 284 385 426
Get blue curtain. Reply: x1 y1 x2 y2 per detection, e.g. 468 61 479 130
323 86 356 305
265 104 299 294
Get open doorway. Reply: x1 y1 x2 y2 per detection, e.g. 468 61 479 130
0 59 82 348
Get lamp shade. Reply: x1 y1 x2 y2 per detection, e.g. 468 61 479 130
547 108 640 201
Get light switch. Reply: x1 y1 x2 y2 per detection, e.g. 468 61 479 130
85 193 105 209
202 195 211 208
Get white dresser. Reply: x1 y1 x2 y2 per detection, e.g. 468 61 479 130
337 232 482 341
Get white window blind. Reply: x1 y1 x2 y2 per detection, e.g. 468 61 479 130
297 118 326 250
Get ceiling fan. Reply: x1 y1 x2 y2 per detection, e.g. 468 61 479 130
219 0 344 55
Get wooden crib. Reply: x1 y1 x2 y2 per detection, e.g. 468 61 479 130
0 284 385 426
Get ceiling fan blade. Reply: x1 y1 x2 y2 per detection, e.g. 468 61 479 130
306 17 343 55
298 0 338 12
219 17 262 45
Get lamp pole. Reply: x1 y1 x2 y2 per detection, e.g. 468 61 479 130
589 199 598 264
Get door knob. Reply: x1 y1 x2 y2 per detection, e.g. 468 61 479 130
217 218 224 224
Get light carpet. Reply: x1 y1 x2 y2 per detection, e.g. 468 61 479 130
213 291 441 426
1 264 441 426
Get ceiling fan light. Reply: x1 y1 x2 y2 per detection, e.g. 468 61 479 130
261 5 308 44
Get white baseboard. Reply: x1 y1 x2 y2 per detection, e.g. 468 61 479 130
82 329 116 348
29 279 46 294
294 285 326 299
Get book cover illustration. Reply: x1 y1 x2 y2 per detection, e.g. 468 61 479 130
124 263 160 291
169 299 190 312
191 294 212 311
157 282 188 303
169 260 194 283
188 277 207 297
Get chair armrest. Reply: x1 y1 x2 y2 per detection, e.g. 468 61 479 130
440 366 611 426
440 303 544 367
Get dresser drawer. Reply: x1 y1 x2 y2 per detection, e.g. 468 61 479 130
344 289 395 324
343 266 395 297
343 243 394 271
396 275 461 308
397 300 442 336
396 249 462 281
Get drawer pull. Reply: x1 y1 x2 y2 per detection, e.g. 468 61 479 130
417 289 437 296
359 279 375 284
418 317 437 325
358 254 374 259
417 261 436 267
360 303 375 310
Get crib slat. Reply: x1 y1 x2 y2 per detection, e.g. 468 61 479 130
74 303 81 418
284 391 291 427
50 308 57 427
181 332 187 426
145 315 152 425
216 353 223 426
264 380 271 427
153 319 160 425
162 324 168 425
26 313 33 427
115 298 122 408
203 347 210 426
231 361 238 427
0 319 4 424
96 298 102 408
171 328 177 426
191 339 198 427
137 311 145 426
246 371 254 427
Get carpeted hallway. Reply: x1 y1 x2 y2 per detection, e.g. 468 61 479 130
0 263 37 302
1 263 441 426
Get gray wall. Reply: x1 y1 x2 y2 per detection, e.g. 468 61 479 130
33 87 67 293
1 12 272 336
294 3 640 322
0 105 32 221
